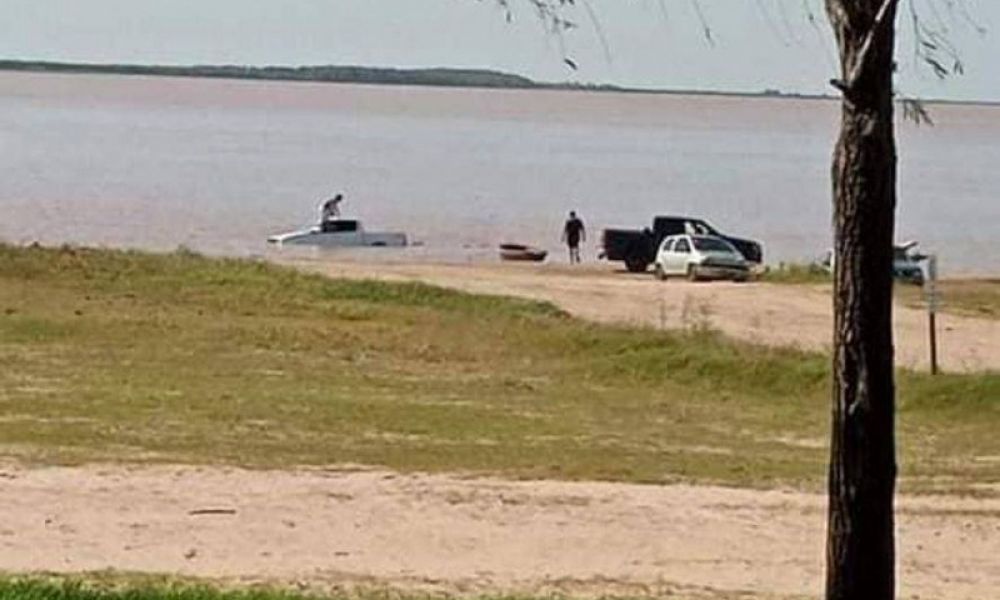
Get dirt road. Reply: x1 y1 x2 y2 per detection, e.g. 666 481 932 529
2 464 997 600
284 258 1000 373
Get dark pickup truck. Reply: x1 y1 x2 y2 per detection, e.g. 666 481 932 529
601 216 764 273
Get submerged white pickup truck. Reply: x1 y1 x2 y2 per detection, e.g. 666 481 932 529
267 218 408 248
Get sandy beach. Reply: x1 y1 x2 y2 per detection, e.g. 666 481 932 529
2 464 998 600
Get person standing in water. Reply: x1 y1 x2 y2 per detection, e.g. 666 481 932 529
562 210 586 264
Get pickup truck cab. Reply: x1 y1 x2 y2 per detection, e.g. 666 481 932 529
601 216 763 273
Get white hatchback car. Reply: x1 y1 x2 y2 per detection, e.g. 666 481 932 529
654 234 750 282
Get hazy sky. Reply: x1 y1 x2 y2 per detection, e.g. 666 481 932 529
2 0 997 100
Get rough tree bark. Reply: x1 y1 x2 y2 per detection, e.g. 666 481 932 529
824 1 899 599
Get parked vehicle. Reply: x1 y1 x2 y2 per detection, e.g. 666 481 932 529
267 218 408 247
653 234 750 282
601 216 763 273
499 243 548 262
893 241 928 285
818 240 927 285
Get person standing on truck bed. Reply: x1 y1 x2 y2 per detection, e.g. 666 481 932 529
319 193 344 229
562 211 586 264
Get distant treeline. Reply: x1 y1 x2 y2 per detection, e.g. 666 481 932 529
0 59 550 90
0 58 677 95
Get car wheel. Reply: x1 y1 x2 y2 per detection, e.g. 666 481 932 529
686 265 700 282
654 263 667 281
625 253 649 273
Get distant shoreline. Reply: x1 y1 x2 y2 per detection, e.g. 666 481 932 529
5 57 993 107
0 58 826 100
3 59 998 108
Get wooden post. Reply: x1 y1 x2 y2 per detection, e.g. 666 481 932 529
927 255 939 375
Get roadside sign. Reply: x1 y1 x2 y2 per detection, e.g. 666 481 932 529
926 255 939 314
926 255 939 375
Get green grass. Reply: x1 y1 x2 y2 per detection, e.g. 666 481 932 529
0 575 808 600
0 579 298 600
0 578 401 600
1 244 998 492
759 263 831 285
898 278 1000 320
762 263 1000 321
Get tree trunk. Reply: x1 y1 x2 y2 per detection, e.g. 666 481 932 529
824 1 899 599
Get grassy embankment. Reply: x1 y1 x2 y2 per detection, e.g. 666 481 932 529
1 244 998 492
762 263 1000 319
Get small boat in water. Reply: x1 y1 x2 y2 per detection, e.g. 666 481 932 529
268 218 408 248
499 243 548 262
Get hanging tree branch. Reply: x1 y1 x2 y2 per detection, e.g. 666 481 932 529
491 0 977 87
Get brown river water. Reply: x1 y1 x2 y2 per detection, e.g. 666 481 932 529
1 71 998 272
